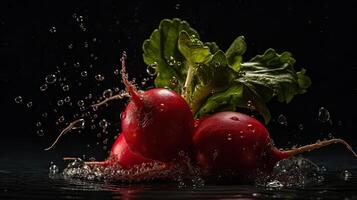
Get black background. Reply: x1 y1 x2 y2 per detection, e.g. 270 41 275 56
1 0 357 161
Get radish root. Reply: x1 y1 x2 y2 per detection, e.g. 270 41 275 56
44 119 85 151
285 138 357 157
91 92 130 109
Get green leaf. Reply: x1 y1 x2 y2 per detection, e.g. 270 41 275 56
178 31 211 64
225 36 247 72
191 50 234 113
240 48 311 104
196 83 271 122
142 18 199 91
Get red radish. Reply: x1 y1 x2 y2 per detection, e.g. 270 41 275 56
82 134 154 169
193 111 357 177
120 53 194 162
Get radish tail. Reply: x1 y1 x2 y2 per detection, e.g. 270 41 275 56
284 138 357 157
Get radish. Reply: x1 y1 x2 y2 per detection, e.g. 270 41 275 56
120 53 194 162
193 111 357 177
81 134 154 169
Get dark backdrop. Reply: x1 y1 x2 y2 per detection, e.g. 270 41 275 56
1 0 356 161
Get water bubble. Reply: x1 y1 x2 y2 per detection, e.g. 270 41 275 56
49 163 59 174
146 62 157 76
45 74 56 84
14 96 23 104
73 62 80 68
83 41 89 48
58 116 65 123
72 119 85 130
230 116 240 121
49 26 56 33
26 101 33 108
57 99 64 106
77 100 84 107
97 133 102 138
42 112 48 118
103 138 108 145
64 96 71 103
95 74 105 81
298 123 304 130
40 84 48 91
92 37 97 42
113 69 119 75
341 170 352 181
37 129 44 136
266 180 284 189
81 71 88 77
90 125 96 130
277 114 288 126
175 3 180 10
318 107 330 123
36 121 42 127
102 89 113 98
247 100 255 111
167 56 176 66
170 76 178 86
214 61 220 67
68 43 73 49
99 119 108 130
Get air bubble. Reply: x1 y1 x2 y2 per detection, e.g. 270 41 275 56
64 96 71 103
14 96 23 104
40 84 48 91
45 74 57 84
37 129 44 136
102 89 113 98
318 107 330 123
49 26 57 33
77 100 84 107
95 74 105 81
26 101 33 108
341 170 352 181
57 99 64 106
277 114 288 126
79 71 88 77
147 62 157 76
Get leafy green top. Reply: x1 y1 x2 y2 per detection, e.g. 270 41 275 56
142 18 311 123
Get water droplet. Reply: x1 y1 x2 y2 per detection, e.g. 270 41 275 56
341 170 352 181
26 101 33 108
227 133 232 141
49 163 59 174
212 149 219 160
36 121 42 127
58 116 65 123
174 3 180 10
77 100 84 107
14 96 23 104
103 138 108 145
266 180 284 189
62 84 70 92
79 71 88 78
230 116 240 121
64 96 71 103
92 37 97 42
45 74 56 84
95 74 105 81
277 114 288 126
167 56 176 66
49 26 56 33
97 133 102 138
99 119 108 130
298 123 304 130
40 84 48 91
113 69 119 75
170 76 178 86
68 43 73 49
102 89 113 98
57 99 64 106
37 129 44 136
146 62 157 76
72 119 85 130
318 107 330 123
42 112 48 118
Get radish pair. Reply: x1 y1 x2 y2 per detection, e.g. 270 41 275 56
89 55 356 180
